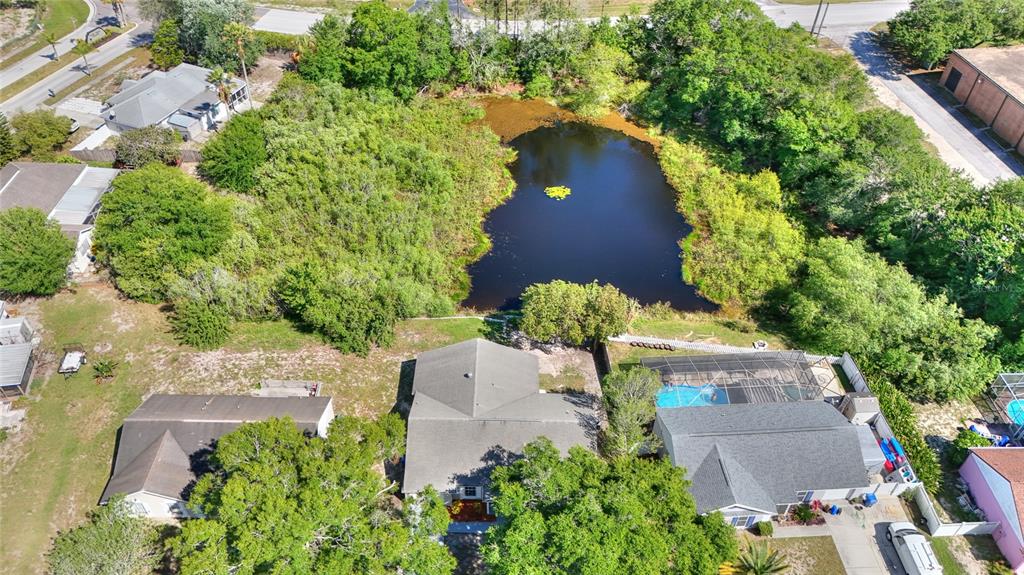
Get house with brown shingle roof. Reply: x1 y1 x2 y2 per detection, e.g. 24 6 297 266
100 394 334 520
0 162 119 273
960 447 1024 573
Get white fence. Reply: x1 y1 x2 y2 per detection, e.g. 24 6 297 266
839 352 869 393
911 485 999 536
607 334 839 362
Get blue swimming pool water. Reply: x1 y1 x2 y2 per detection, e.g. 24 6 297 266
656 384 729 408
1008 399 1024 426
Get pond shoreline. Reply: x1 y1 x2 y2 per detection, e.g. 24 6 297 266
460 115 715 312
475 96 660 149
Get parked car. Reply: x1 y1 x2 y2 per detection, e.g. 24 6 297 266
887 522 943 575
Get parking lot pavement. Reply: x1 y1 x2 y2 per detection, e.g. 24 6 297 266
252 8 325 35
825 498 909 575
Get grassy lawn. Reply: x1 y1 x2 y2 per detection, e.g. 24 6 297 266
762 537 845 575
630 312 790 348
932 538 967 575
0 0 90 70
607 311 793 370
540 365 588 392
0 283 490 575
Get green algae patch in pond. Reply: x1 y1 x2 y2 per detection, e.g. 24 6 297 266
545 186 572 200
462 121 716 312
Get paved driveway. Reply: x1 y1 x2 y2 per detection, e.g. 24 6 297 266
776 496 912 574
755 0 1023 185
847 32 1023 185
825 502 908 575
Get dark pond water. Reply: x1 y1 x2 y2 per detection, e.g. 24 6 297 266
463 122 717 311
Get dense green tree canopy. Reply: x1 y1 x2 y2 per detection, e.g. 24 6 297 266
10 110 72 161
47 495 160 575
198 111 266 192
888 0 1024 68
520 280 638 345
169 415 455 575
142 0 258 70
151 18 185 69
299 1 456 98
484 439 738 574
788 237 999 402
0 207 74 296
0 113 15 166
94 164 232 302
660 140 805 307
114 126 181 168
224 82 512 352
601 367 662 457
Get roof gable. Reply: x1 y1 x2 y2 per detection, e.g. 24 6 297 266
102 430 192 500
106 63 220 129
971 447 1024 536
657 402 868 513
412 339 538 417
101 395 332 504
403 340 598 494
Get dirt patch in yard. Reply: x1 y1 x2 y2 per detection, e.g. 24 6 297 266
79 60 152 102
249 53 290 103
0 283 495 574
915 399 982 448
528 345 600 395
0 8 34 52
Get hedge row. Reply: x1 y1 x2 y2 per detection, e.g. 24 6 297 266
873 380 941 493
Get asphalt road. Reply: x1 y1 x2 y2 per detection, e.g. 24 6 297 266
846 32 1023 184
756 0 1023 185
1 0 112 88
1 1 152 116
755 0 908 46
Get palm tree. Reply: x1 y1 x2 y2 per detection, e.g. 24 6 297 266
102 0 127 28
221 22 254 110
72 40 92 75
737 542 790 575
44 32 59 59
206 66 233 110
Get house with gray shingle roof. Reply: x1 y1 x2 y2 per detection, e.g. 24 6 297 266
655 401 871 527
103 63 247 140
0 162 119 273
100 394 334 519
401 339 599 507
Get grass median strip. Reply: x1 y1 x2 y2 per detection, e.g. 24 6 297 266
43 47 150 106
0 0 90 70
1 28 125 101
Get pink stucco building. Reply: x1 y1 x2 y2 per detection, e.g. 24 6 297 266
960 448 1024 574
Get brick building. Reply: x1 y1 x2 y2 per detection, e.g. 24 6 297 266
939 46 1024 155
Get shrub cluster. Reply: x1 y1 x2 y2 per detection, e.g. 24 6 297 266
873 380 941 493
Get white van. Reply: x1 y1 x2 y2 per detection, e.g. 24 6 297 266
886 522 943 575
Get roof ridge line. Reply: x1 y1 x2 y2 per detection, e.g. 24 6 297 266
685 425 848 437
